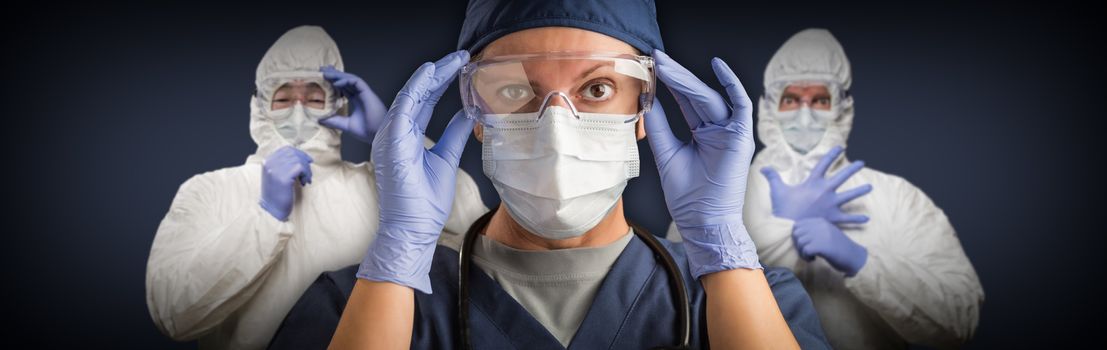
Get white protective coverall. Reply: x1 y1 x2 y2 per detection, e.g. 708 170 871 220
145 26 487 349
668 28 984 349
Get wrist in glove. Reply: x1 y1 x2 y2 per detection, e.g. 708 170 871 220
678 220 762 279
355 225 441 294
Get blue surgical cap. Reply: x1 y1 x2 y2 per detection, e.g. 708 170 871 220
457 0 664 55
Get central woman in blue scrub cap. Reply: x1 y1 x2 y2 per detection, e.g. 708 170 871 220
269 1 830 349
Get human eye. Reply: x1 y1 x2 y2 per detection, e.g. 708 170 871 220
497 84 533 102
580 81 615 102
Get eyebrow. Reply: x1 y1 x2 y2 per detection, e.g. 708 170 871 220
527 63 613 92
476 62 615 95
575 63 609 82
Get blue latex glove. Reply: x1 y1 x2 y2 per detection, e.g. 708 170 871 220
319 66 387 143
355 51 474 294
761 145 872 224
645 50 762 278
793 217 868 276
259 146 313 221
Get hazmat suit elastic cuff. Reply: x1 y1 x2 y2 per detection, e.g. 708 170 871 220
842 250 879 296
245 204 296 272
259 198 291 222
255 203 296 235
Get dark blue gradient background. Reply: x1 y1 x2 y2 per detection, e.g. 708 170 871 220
4 1 1102 348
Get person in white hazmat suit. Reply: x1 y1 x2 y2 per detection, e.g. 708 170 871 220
144 25 487 349
668 28 984 349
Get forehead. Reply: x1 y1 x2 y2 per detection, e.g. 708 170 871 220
782 84 830 96
481 27 638 58
275 80 324 91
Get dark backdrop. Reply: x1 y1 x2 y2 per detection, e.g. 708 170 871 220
4 0 1102 348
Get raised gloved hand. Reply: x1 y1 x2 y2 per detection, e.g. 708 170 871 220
792 217 868 276
259 146 313 221
645 50 761 278
355 51 474 294
319 66 387 143
761 145 872 224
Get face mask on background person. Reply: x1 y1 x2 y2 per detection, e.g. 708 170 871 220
267 101 328 146
776 105 835 154
258 74 343 147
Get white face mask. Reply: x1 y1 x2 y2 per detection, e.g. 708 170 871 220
482 106 640 240
266 102 332 146
777 106 835 154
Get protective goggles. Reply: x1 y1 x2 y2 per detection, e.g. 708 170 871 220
254 70 345 115
460 52 655 126
763 79 851 112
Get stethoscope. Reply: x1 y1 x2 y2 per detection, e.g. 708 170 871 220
457 207 691 350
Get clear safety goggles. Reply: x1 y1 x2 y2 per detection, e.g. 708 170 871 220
459 52 655 126
763 79 850 112
255 70 345 115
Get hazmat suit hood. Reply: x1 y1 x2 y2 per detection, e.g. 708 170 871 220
247 25 344 168
756 28 855 183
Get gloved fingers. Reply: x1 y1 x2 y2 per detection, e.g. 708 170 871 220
709 57 753 126
653 50 729 126
389 62 437 123
653 54 699 130
429 110 476 168
288 147 314 165
642 98 682 161
415 50 470 131
296 152 314 184
279 150 312 186
357 82 388 131
835 183 873 205
829 160 866 188
830 213 870 224
335 80 364 99
275 145 297 154
812 145 844 180
791 233 808 259
318 115 350 131
262 157 287 176
798 244 816 261
267 146 291 161
343 87 363 112
373 109 425 157
331 77 353 88
793 222 814 237
320 66 347 82
322 67 365 89
298 162 314 185
284 162 306 185
760 166 786 190
795 232 814 246
324 73 361 95
270 146 303 164
324 69 360 86
663 85 702 130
